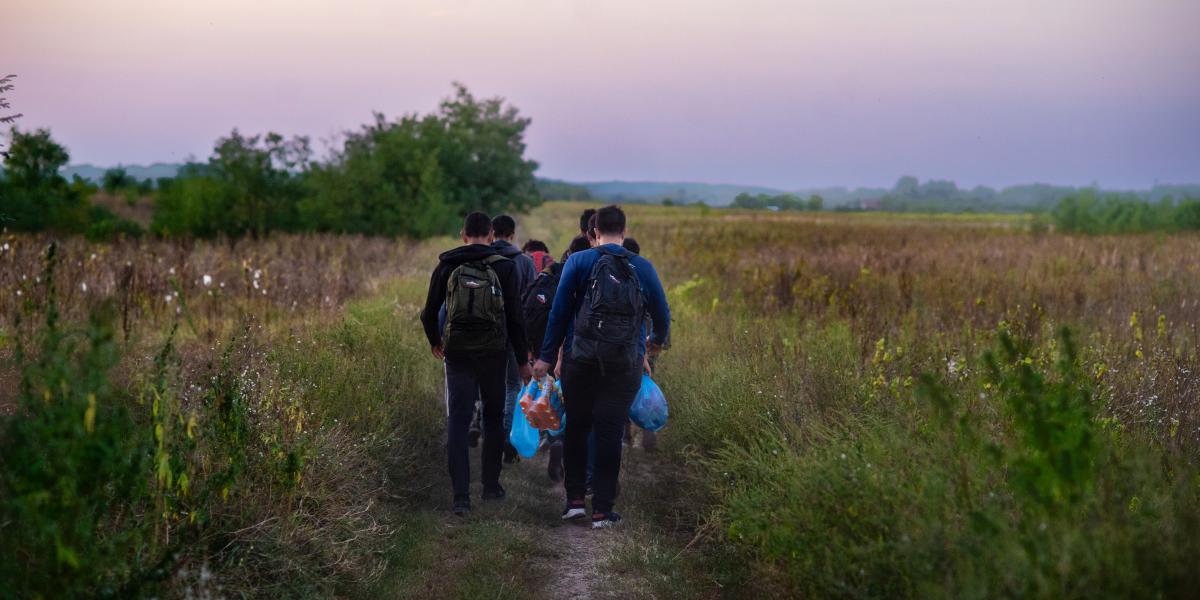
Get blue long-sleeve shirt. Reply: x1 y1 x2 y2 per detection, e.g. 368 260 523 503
539 243 670 364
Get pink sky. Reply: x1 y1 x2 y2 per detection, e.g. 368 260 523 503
4 0 1198 188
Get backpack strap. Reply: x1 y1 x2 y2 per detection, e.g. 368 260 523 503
482 254 509 266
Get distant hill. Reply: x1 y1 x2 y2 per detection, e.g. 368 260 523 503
62 162 183 183
573 180 786 205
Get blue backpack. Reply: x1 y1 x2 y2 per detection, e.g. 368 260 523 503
571 247 645 370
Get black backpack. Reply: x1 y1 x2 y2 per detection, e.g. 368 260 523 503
571 247 644 370
522 263 562 357
443 255 509 354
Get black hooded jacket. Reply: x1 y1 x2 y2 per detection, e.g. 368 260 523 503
421 243 529 362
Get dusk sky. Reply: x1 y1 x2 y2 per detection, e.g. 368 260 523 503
4 0 1198 189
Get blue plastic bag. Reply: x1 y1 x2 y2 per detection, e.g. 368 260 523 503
509 396 540 458
629 375 668 432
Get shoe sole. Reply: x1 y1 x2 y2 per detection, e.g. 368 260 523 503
592 519 619 529
562 508 587 520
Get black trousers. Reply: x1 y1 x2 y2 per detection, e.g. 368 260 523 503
561 358 641 513
445 352 507 501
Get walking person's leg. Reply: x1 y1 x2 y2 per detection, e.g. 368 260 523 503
590 366 642 524
561 359 597 514
477 352 509 497
444 357 478 514
502 352 522 462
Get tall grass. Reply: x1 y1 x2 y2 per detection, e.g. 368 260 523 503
617 205 1200 597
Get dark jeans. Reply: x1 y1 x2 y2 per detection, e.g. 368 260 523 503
445 352 507 501
561 358 641 514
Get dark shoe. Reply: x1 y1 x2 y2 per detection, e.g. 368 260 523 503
503 442 520 464
452 498 471 516
482 485 507 501
562 498 587 520
547 440 564 482
591 510 622 529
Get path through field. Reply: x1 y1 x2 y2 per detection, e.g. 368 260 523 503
380 430 708 599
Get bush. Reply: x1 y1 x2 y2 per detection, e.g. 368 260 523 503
0 244 153 597
706 328 1200 598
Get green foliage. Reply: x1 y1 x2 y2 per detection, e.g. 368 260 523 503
1052 190 1200 233
155 84 540 239
0 128 142 238
153 131 310 237
0 244 152 597
536 178 592 201
732 191 825 211
702 325 1200 598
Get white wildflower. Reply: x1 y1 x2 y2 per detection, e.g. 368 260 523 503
169 267 176 275
81 282 88 293
165 294 174 304
202 274 213 286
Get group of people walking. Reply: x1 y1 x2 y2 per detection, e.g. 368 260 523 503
420 205 670 528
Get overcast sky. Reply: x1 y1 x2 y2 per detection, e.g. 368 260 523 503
4 0 1198 189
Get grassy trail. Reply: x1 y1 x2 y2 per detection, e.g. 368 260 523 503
375 431 708 599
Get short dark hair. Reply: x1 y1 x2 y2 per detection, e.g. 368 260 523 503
562 234 592 261
622 237 640 254
586 214 599 240
522 239 549 254
491 214 516 238
595 205 626 236
579 208 597 234
463 212 491 238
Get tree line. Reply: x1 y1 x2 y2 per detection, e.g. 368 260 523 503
0 84 540 239
1051 190 1200 234
732 192 823 211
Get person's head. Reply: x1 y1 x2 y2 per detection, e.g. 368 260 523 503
579 208 597 235
561 234 591 262
522 239 549 254
586 213 599 246
491 214 517 241
461 211 492 244
622 237 640 255
594 205 626 242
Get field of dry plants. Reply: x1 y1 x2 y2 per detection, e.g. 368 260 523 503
2 203 1198 598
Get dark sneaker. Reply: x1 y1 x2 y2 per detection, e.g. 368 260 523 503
547 440 564 482
482 485 507 501
561 498 587 520
452 498 471 516
591 510 622 529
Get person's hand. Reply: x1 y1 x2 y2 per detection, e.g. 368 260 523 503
533 359 553 379
642 355 653 377
431 344 445 360
647 341 664 356
518 361 533 383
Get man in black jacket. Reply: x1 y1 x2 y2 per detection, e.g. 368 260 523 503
421 212 532 516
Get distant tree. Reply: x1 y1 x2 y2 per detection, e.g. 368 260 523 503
302 83 539 237
153 130 310 237
893 175 919 198
0 74 23 158
102 167 134 193
807 194 824 211
0 128 87 231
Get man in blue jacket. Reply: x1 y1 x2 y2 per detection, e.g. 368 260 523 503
533 205 670 529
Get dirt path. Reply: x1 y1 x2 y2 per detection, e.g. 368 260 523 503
381 435 706 599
